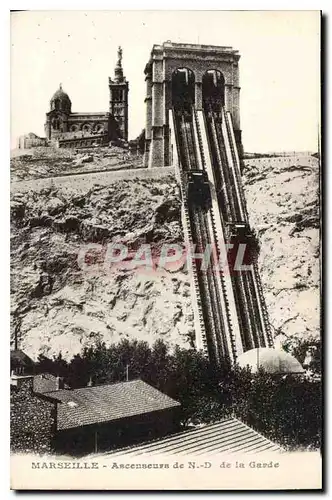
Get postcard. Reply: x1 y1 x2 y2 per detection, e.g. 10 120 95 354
10 10 322 490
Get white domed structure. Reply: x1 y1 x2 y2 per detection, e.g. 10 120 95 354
237 347 305 374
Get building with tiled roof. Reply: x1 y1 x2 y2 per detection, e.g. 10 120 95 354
33 373 66 394
11 375 181 455
47 380 180 454
44 379 180 431
103 418 283 457
10 349 35 375
11 365 283 457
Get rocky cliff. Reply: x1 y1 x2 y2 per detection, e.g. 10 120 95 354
243 156 320 354
10 149 320 361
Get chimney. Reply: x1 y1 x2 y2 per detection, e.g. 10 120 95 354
55 376 60 391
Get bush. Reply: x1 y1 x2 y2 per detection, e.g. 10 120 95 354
230 369 322 450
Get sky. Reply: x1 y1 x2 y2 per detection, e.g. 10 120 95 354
10 10 320 152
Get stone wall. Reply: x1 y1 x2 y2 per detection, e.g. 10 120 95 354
11 166 176 194
57 133 108 149
244 156 318 170
18 136 48 149
11 378 57 454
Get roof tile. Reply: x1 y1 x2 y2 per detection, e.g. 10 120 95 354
45 379 180 430
104 418 283 456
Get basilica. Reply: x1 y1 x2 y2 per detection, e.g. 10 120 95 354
44 47 129 149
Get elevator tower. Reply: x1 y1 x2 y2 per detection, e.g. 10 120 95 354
143 42 242 168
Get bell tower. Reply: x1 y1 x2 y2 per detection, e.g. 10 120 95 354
109 46 129 141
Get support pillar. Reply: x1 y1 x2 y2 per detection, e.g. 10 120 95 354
148 72 164 167
224 84 233 114
143 139 151 167
195 82 203 111
232 86 241 131
163 81 171 166
143 74 152 167
148 126 164 168
143 103 152 167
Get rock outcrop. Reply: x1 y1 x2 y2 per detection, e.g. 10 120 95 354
11 176 193 360
243 157 320 353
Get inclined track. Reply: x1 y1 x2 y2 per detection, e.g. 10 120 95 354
174 109 237 364
205 104 272 349
173 99 273 365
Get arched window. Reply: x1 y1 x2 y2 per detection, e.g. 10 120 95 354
113 90 122 102
202 70 225 111
171 68 195 112
52 118 60 130
95 124 104 133
82 123 91 133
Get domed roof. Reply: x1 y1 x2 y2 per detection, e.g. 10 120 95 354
51 83 71 104
237 347 305 374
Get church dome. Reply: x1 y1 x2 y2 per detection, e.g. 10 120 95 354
237 347 305 374
50 84 71 113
